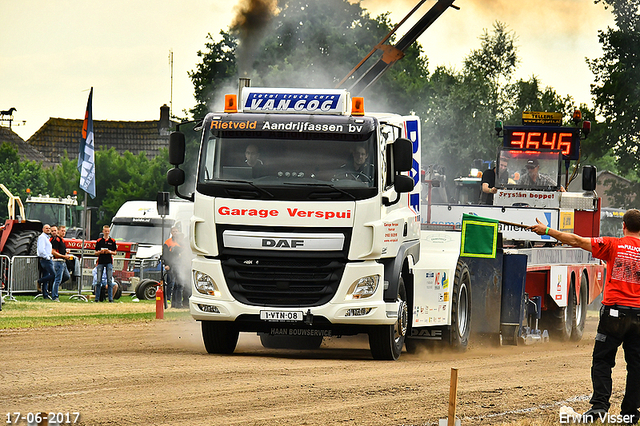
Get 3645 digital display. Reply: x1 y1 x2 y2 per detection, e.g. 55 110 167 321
503 126 580 161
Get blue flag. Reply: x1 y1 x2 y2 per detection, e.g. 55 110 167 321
78 87 96 198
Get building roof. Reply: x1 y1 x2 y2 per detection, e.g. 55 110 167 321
26 105 176 165
0 125 53 166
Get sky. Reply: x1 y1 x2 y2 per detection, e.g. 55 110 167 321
1 0 615 141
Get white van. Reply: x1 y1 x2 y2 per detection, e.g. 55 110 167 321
110 199 193 299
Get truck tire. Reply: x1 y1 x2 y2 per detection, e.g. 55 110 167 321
259 333 323 350
444 260 472 351
113 279 122 300
201 321 239 354
135 279 158 300
1 229 39 257
570 274 588 341
541 280 574 342
368 276 408 360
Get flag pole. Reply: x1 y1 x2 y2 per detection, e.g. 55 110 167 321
70 192 89 301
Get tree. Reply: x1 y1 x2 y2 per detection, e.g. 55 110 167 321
588 0 640 175
0 143 48 222
189 31 238 119
420 22 520 184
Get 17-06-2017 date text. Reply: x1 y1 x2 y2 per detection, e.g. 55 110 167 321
6 412 80 424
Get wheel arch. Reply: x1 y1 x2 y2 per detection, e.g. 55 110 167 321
380 240 419 303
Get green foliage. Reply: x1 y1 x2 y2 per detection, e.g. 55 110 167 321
0 143 172 237
587 0 640 204
588 0 640 174
93 148 172 232
0 143 48 222
188 31 238 119
420 22 521 183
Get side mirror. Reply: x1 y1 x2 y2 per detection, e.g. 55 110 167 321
167 168 185 187
582 165 597 191
393 138 413 172
169 132 186 166
394 175 415 193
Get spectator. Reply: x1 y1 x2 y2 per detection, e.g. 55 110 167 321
94 225 117 303
58 225 77 280
173 231 191 309
36 224 55 300
162 227 180 304
50 225 72 302
528 210 640 424
92 261 108 300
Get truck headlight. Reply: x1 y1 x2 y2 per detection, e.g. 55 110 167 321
345 275 379 300
194 271 220 297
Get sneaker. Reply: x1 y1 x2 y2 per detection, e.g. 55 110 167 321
52 298 60 302
43 296 52 300
583 407 607 422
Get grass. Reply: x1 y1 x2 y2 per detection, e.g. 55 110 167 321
0 294 191 329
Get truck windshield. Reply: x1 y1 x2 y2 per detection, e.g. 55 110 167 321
196 125 378 201
26 203 70 227
110 223 173 246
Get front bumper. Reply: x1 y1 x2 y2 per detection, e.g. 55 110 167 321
189 258 398 328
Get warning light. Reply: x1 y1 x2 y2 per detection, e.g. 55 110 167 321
351 97 365 116
572 109 582 124
495 120 503 135
582 120 591 138
224 94 238 113
73 190 78 196
26 188 31 194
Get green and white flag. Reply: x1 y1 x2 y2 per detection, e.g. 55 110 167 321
460 213 499 258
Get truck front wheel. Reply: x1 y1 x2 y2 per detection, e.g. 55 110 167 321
201 321 239 354
368 277 408 360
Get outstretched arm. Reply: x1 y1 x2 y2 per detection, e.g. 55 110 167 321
527 218 592 252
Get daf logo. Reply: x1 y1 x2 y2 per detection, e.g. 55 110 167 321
411 329 443 339
262 239 304 248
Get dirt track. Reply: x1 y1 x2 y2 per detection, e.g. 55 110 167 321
0 314 632 425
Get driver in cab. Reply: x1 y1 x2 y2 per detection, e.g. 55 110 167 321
518 158 566 192
339 145 374 182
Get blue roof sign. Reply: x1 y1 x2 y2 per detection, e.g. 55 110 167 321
242 88 348 115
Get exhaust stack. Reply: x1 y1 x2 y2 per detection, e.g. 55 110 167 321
238 78 251 111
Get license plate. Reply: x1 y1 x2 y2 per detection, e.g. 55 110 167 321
260 310 304 322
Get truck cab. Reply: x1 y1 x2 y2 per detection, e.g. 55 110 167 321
168 87 420 359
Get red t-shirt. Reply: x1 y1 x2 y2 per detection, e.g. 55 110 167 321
591 235 640 307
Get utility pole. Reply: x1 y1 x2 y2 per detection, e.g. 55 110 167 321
168 49 174 118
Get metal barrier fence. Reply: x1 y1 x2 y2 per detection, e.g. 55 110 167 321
1 255 163 300
9 256 40 295
0 254 9 306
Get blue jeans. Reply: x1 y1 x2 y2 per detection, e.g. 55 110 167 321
52 261 70 299
95 263 114 302
38 258 55 298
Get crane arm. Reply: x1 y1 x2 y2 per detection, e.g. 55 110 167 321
343 0 458 96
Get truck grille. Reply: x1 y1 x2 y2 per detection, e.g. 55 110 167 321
221 257 345 307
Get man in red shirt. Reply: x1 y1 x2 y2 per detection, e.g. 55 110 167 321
529 209 640 424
